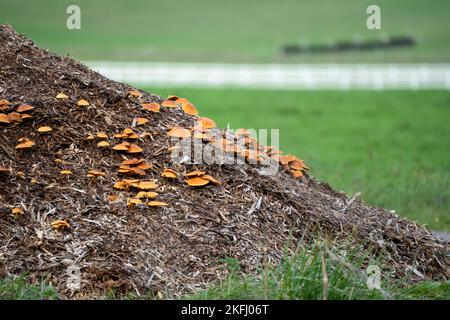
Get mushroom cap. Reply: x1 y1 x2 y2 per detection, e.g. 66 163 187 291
122 127 133 135
147 201 169 207
51 219 70 229
142 102 161 112
136 117 149 125
279 155 297 165
197 117 216 129
8 112 23 123
135 180 158 190
184 170 206 177
113 181 128 190
167 95 180 101
16 104 34 113
0 113 10 123
161 169 177 179
127 144 143 154
167 127 191 138
181 103 198 116
56 92 69 99
97 141 110 148
289 160 305 171
37 126 53 133
127 133 140 139
185 176 210 187
291 170 304 178
112 143 130 151
96 132 108 139
121 158 144 166
87 170 106 177
136 163 152 170
175 98 189 104
201 175 221 186
20 114 32 120
136 191 158 199
77 99 89 106
127 198 143 207
15 139 35 149
127 90 142 97
12 207 23 216
161 100 178 108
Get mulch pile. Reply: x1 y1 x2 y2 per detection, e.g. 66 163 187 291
0 25 448 298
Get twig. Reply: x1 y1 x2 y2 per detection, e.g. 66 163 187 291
321 253 329 300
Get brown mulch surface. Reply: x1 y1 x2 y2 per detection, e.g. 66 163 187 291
0 25 448 299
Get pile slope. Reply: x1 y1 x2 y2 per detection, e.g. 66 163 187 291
0 25 448 298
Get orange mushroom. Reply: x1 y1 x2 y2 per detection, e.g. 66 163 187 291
161 169 177 179
97 132 108 139
97 141 110 148
16 104 34 113
201 175 221 186
184 170 206 177
51 219 70 230
0 113 10 124
142 102 161 113
127 198 143 207
167 127 191 139
185 176 210 187
167 95 180 101
15 138 35 149
11 207 23 217
135 180 158 190
37 126 53 133
136 117 149 125
8 112 22 123
181 103 198 116
77 99 89 106
121 158 144 166
147 201 169 207
291 170 304 178
127 90 142 98
87 170 106 178
56 92 69 99
112 142 130 151
128 144 143 154
136 191 158 199
289 160 305 171
197 117 216 129
161 100 178 108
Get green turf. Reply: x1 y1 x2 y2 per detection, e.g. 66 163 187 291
187 243 450 300
0 276 58 300
1 0 449 63
146 88 450 231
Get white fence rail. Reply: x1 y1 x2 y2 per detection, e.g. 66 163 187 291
86 62 450 90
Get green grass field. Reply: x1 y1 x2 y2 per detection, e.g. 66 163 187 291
1 0 449 63
147 88 450 231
